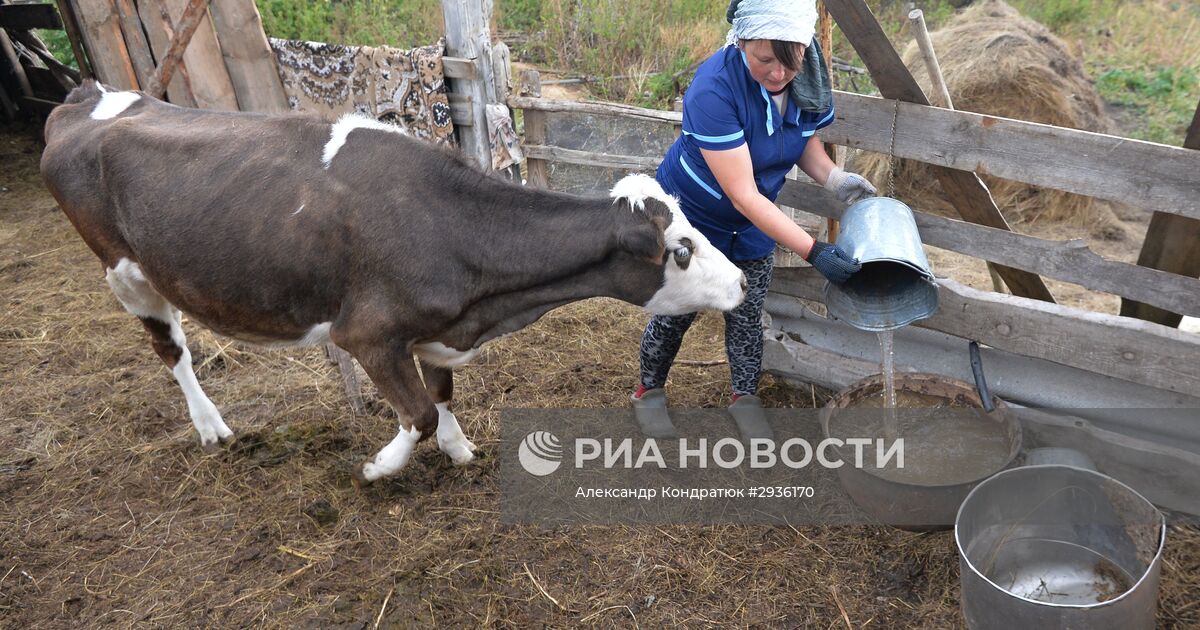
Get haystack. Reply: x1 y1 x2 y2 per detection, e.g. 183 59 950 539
852 1 1122 230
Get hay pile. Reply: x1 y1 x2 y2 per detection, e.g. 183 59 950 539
852 1 1123 229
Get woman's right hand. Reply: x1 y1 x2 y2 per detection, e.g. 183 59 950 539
806 240 861 284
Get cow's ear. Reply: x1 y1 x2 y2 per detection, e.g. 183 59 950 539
619 216 667 263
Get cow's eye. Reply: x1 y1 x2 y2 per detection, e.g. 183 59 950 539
672 243 692 269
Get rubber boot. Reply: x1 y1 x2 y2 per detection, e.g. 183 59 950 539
728 394 774 442
631 388 677 438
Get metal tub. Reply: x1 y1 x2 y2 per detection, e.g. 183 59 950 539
956 463 1165 629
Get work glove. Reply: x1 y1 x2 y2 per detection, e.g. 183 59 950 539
806 240 862 285
824 166 877 204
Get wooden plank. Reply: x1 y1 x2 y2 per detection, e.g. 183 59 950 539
53 0 92 79
442 56 477 80
0 28 32 97
151 0 237 110
522 144 657 172
776 178 1200 316
0 3 62 30
136 0 197 107
112 0 156 89
72 0 139 89
509 94 682 125
823 91 1200 223
208 0 286 113
770 266 1200 395
518 69 548 188
824 0 1054 303
1121 99 1200 326
441 0 496 171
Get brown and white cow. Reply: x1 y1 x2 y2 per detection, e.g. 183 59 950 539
40 81 746 483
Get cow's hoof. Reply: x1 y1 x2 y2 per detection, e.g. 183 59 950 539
439 438 477 465
351 463 374 489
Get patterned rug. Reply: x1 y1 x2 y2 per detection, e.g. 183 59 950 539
270 38 454 146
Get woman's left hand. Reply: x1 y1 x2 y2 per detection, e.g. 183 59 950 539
824 167 877 204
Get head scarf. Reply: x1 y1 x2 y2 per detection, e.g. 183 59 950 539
725 0 819 47
724 0 833 114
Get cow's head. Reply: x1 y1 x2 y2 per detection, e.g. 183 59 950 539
610 175 746 315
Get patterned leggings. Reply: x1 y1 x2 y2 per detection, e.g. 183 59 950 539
639 255 775 396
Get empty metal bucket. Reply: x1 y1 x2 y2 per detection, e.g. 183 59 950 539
956 459 1165 629
825 197 939 331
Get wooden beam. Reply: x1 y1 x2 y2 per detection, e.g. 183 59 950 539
509 92 1200 221
777 178 1200 317
824 91 1200 222
522 144 656 172
112 0 157 89
442 56 478 80
518 69 549 188
148 0 237 110
72 0 138 89
145 0 210 97
208 0 287 113
1121 98 1200 326
823 0 1054 303
770 266 1200 395
0 3 62 30
53 0 92 79
136 0 196 107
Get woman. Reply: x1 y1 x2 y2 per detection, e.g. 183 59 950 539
632 0 875 434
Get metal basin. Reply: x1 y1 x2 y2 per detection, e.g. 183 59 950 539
956 463 1165 629
820 373 1022 530
825 197 939 331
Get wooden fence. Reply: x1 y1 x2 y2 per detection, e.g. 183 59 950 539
506 71 1200 515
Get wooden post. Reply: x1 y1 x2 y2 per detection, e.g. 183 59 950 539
442 0 497 172
1120 98 1200 327
208 0 287 113
908 8 1006 295
824 0 1055 303
519 69 549 188
53 0 92 79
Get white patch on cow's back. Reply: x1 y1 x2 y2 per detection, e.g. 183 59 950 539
292 204 305 216
322 113 408 168
608 176 746 315
90 91 141 120
1181 317 1200 334
414 342 479 368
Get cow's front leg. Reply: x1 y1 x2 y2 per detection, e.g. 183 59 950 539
347 342 438 484
419 359 477 465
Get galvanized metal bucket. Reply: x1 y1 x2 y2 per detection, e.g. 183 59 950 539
825 197 939 331
956 452 1165 629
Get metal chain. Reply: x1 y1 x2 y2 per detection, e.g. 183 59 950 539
887 98 900 198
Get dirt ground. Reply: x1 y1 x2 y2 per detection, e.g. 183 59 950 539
2 121 1198 629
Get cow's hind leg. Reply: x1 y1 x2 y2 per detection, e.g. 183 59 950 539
419 359 477 465
106 258 233 449
347 342 439 484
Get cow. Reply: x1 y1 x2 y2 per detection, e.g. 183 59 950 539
39 81 747 484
